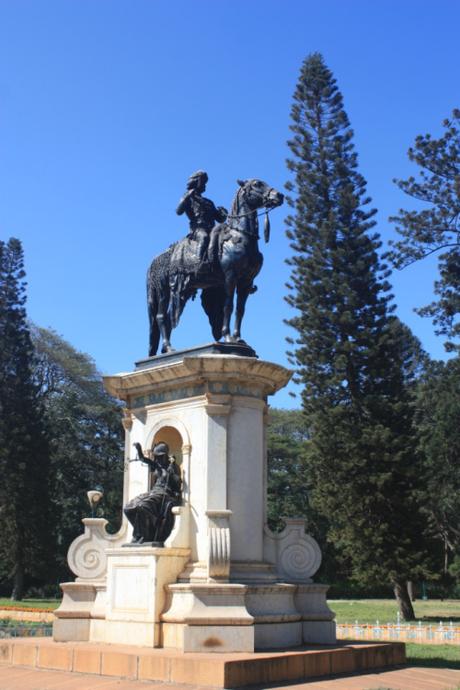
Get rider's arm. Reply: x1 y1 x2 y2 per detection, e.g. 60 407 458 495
215 205 228 223
176 190 194 216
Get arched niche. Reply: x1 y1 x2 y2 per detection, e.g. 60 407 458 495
145 417 191 501
153 426 183 466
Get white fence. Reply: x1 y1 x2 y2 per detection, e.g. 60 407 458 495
337 621 460 645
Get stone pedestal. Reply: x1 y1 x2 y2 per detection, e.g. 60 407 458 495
161 583 254 652
96 546 190 646
54 347 336 651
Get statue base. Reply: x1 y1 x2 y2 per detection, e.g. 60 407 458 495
2 637 406 687
135 340 257 369
55 352 336 652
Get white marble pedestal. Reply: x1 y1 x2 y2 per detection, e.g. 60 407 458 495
95 546 190 646
54 347 336 651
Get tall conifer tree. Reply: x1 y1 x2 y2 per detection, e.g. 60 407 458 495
285 54 430 619
388 110 460 351
0 238 51 599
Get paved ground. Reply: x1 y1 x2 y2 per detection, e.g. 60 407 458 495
1 665 460 690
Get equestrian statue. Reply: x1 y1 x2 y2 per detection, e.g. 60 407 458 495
147 172 284 356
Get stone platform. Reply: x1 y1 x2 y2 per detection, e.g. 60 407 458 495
0 637 405 688
3 665 460 690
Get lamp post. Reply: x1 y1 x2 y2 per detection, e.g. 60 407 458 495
87 487 104 517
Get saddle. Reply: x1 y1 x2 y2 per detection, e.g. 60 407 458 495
169 234 222 278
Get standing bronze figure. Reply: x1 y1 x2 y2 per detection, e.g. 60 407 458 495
147 176 284 355
124 442 182 545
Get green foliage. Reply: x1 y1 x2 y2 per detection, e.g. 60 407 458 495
285 53 433 617
450 556 460 581
388 110 460 351
266 407 344 582
0 241 123 593
266 408 309 529
0 239 52 599
31 326 124 581
415 357 460 563
406 643 460 669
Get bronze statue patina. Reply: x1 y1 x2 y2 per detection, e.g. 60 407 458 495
124 442 181 545
147 176 284 355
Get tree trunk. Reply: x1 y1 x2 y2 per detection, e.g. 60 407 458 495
407 580 416 602
11 563 25 601
393 580 415 621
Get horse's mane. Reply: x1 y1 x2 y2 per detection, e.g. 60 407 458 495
230 186 243 217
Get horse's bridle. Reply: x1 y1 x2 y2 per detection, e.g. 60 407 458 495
225 183 278 237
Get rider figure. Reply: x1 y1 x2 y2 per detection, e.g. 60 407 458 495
176 170 227 268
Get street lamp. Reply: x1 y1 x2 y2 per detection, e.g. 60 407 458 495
87 487 104 517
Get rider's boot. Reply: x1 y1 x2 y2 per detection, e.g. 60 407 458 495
207 231 220 268
196 238 212 274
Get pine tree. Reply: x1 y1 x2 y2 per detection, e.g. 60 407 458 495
0 239 52 599
388 110 460 351
285 53 431 619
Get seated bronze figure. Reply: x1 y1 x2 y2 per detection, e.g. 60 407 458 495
124 442 182 545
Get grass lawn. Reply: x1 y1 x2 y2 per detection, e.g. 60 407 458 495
331 598 460 625
332 599 460 672
0 598 60 610
406 643 460 669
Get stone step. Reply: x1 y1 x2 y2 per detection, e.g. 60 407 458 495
0 637 405 688
1 664 460 690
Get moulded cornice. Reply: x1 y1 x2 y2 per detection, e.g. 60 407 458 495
103 355 292 403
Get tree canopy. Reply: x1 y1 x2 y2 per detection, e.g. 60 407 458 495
388 109 460 351
31 326 124 581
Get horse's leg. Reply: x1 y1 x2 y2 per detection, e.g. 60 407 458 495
233 284 251 341
148 293 160 357
157 290 173 353
221 274 236 343
164 309 173 352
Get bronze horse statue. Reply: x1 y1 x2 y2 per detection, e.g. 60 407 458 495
147 178 284 356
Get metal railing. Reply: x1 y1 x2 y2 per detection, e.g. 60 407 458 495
0 623 52 638
337 620 460 645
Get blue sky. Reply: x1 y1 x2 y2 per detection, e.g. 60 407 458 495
0 0 459 407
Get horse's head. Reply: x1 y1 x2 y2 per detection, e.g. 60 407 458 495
237 178 284 211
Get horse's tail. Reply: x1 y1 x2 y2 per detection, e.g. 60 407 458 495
147 248 173 356
201 286 225 341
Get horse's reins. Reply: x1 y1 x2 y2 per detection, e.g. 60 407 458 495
225 188 277 240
